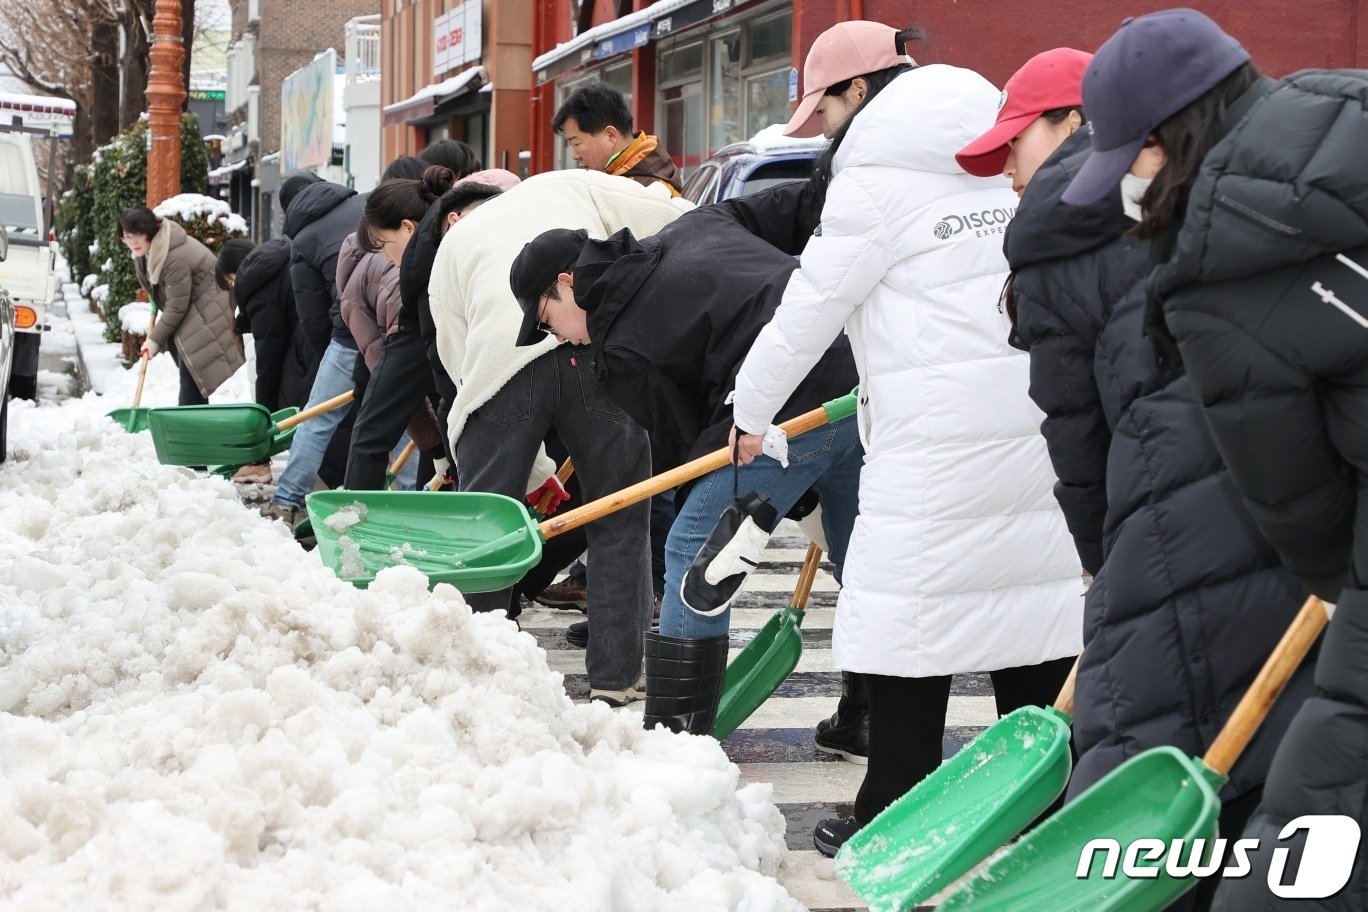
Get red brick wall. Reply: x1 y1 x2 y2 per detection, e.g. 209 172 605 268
255 0 378 156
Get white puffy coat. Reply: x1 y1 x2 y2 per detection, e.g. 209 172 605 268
731 65 1083 678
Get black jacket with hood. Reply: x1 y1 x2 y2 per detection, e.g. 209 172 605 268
1009 129 1310 806
398 199 459 431
1147 70 1368 911
233 236 315 410
575 205 856 471
283 181 364 357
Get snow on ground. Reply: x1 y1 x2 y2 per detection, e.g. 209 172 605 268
0 305 802 910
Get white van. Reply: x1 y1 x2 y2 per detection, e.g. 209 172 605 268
0 127 55 401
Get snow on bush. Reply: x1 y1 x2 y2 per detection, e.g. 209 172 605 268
117 301 154 336
154 193 250 239
0 371 799 910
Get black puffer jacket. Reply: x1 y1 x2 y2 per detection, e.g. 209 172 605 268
283 181 364 357
1009 129 1310 803
578 206 857 470
1150 70 1368 911
233 237 314 410
400 200 459 432
712 178 825 257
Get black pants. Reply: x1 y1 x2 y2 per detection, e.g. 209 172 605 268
457 346 651 690
854 656 1078 823
344 324 439 490
170 348 208 406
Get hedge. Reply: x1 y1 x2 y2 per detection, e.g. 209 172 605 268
57 111 225 341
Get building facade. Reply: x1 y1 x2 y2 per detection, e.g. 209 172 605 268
529 0 1368 180
222 0 377 238
379 0 533 174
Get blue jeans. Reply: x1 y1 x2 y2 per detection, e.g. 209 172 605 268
274 340 358 507
659 415 863 639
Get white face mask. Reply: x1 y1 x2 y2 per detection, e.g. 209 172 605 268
1120 172 1152 222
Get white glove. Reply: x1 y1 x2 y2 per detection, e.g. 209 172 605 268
427 456 451 490
140 338 161 358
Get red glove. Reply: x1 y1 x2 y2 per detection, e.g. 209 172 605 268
527 475 571 516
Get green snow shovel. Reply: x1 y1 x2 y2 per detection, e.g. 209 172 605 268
837 657 1079 910
107 305 158 432
209 406 302 478
713 541 823 739
306 392 858 591
147 390 354 466
934 595 1326 912
383 439 418 490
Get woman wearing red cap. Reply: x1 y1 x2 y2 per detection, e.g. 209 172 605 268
961 46 1311 909
1064 8 1368 907
728 22 1084 857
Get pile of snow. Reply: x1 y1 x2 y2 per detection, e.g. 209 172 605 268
0 346 799 909
153 193 250 238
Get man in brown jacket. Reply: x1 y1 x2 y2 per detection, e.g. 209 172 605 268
553 83 683 198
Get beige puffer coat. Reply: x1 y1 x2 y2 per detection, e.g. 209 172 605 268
135 220 244 396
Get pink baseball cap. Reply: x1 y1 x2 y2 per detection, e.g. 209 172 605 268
956 48 1092 177
783 21 917 138
453 168 521 192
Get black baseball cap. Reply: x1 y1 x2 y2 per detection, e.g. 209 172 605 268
511 228 590 346
1062 8 1250 206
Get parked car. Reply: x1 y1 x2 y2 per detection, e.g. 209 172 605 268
0 126 57 404
0 226 16 462
680 126 824 206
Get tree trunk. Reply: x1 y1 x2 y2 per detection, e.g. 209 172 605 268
120 11 151 131
70 104 94 170
180 0 195 109
90 22 121 148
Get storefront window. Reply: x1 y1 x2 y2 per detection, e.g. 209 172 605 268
655 7 794 177
660 82 704 170
709 32 742 152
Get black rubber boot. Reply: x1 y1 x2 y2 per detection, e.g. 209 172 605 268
642 632 730 735
814 670 870 763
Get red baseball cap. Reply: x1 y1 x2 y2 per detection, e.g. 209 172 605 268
956 48 1092 177
783 21 917 138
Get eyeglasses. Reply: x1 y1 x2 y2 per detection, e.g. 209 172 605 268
535 297 554 335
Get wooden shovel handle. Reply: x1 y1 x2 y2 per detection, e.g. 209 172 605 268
790 542 824 614
533 459 575 515
1053 655 1080 717
540 402 836 540
387 440 418 479
131 308 157 408
1204 595 1327 776
277 391 355 431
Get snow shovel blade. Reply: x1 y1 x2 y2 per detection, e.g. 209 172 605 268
936 746 1223 912
209 407 302 477
107 407 154 433
147 403 276 466
306 490 543 591
837 705 1073 910
713 606 804 739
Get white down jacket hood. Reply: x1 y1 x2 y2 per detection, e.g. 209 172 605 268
732 64 1083 678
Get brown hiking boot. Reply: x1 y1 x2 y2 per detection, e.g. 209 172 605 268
534 576 588 612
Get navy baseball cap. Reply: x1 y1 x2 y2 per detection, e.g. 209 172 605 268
1062 8 1250 206
511 228 589 346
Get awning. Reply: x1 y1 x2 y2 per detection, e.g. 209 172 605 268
533 0 756 84
383 66 486 127
208 159 250 182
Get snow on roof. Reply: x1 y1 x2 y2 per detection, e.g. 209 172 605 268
0 90 75 115
531 0 697 73
383 65 486 114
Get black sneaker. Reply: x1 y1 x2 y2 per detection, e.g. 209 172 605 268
814 709 869 765
566 620 589 648
814 816 862 858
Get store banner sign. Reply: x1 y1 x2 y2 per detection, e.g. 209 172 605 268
596 24 651 59
434 0 483 78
